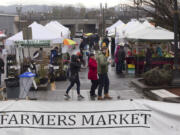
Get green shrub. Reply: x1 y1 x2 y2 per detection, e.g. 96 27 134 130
143 64 172 86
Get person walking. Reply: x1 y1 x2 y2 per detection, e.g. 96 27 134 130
88 53 98 99
65 55 84 100
97 47 112 100
115 45 125 74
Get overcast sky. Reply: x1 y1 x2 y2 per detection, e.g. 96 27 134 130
0 0 133 7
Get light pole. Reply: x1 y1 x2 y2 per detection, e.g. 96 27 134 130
171 0 180 86
134 0 142 20
100 3 107 37
27 9 33 25
16 6 22 32
173 0 179 70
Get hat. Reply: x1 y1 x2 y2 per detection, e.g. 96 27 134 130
118 42 124 46
76 52 81 56
90 53 95 57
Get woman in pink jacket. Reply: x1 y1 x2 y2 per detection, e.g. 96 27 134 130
88 53 98 99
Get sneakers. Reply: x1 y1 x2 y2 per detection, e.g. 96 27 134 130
78 95 84 100
90 94 97 98
64 93 71 99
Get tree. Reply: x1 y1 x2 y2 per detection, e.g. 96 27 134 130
79 7 86 18
52 7 61 19
141 0 180 33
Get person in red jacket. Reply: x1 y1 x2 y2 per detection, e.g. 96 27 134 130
88 53 98 99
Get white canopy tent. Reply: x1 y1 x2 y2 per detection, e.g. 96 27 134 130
116 20 143 38
126 24 174 42
115 19 174 42
45 21 70 41
115 20 142 44
5 22 61 46
106 20 125 36
121 21 154 39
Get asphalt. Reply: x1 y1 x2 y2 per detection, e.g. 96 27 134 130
27 65 148 101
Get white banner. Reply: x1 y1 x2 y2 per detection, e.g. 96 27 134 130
0 100 179 135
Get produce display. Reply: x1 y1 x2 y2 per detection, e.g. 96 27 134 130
126 44 175 75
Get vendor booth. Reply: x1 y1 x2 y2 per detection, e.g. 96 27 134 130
125 22 174 74
4 22 67 97
113 19 175 75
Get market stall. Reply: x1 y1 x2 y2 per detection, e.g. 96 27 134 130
4 22 65 92
125 24 174 75
112 19 175 75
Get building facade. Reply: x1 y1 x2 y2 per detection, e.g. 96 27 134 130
0 14 19 37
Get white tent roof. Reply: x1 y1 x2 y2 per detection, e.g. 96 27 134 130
5 22 61 46
116 20 143 37
122 20 155 38
106 20 124 31
45 21 70 39
106 20 125 36
115 19 173 42
127 26 174 41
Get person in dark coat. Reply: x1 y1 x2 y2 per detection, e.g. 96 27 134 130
111 37 116 58
65 55 84 100
88 53 98 99
50 47 58 64
94 34 99 44
145 48 152 72
115 45 125 74
0 56 4 87
89 37 94 51
79 38 85 52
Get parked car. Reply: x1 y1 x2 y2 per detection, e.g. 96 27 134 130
74 32 83 38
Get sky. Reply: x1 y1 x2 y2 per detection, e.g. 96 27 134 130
0 0 133 7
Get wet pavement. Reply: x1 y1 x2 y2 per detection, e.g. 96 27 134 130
28 65 148 101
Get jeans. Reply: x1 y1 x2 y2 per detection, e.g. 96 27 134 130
116 61 124 74
66 77 80 95
98 73 109 97
0 73 1 86
90 80 98 96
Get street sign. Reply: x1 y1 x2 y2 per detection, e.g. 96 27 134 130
23 27 32 40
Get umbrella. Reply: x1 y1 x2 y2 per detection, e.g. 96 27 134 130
63 39 77 45
84 33 93 36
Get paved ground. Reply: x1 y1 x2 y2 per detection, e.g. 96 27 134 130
28 65 148 101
